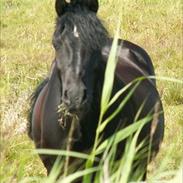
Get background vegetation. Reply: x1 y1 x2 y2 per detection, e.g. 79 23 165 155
0 0 182 182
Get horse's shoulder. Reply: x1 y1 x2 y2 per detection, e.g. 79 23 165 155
102 38 156 85
121 39 155 75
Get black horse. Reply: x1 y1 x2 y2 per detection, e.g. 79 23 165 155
28 0 164 180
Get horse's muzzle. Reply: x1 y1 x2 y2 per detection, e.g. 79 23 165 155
62 86 87 113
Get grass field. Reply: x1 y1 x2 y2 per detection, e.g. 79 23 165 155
0 0 183 182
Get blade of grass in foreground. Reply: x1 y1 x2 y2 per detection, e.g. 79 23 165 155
106 76 145 110
35 149 99 162
20 177 45 183
95 115 152 155
45 156 63 183
99 23 121 117
148 76 183 84
57 167 100 183
83 19 121 183
116 123 145 183
96 131 118 183
98 80 140 133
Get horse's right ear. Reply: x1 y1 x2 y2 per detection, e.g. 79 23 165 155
83 0 99 13
55 0 68 17
56 0 99 16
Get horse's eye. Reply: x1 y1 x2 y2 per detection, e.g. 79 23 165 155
52 31 61 50
53 40 60 50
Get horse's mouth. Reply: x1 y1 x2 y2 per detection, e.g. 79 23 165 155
68 104 90 118
58 101 90 118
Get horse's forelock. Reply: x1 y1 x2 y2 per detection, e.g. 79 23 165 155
56 9 109 50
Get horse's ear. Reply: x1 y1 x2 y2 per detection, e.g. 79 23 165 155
84 0 99 13
55 0 68 17
55 0 99 16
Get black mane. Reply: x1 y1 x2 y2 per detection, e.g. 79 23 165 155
55 7 109 50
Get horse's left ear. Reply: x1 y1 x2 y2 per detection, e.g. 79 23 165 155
55 0 99 16
83 0 99 13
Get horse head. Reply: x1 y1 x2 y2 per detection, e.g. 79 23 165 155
53 1 108 116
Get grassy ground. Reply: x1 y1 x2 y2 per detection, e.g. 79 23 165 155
0 0 183 182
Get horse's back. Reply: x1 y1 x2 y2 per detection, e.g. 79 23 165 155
102 38 164 152
102 39 155 79
122 40 155 77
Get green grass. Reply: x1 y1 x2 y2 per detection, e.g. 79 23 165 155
1 0 183 182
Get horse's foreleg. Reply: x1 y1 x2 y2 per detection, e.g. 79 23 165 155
40 154 57 175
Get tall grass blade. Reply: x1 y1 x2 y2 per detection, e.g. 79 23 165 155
100 21 121 116
35 149 99 161
58 167 100 183
45 156 63 183
117 124 144 182
149 76 183 84
96 115 152 155
98 81 140 133
83 18 121 183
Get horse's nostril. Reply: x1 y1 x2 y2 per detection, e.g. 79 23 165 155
82 89 87 103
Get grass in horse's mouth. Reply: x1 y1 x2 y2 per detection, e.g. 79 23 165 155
57 103 78 129
57 103 79 176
